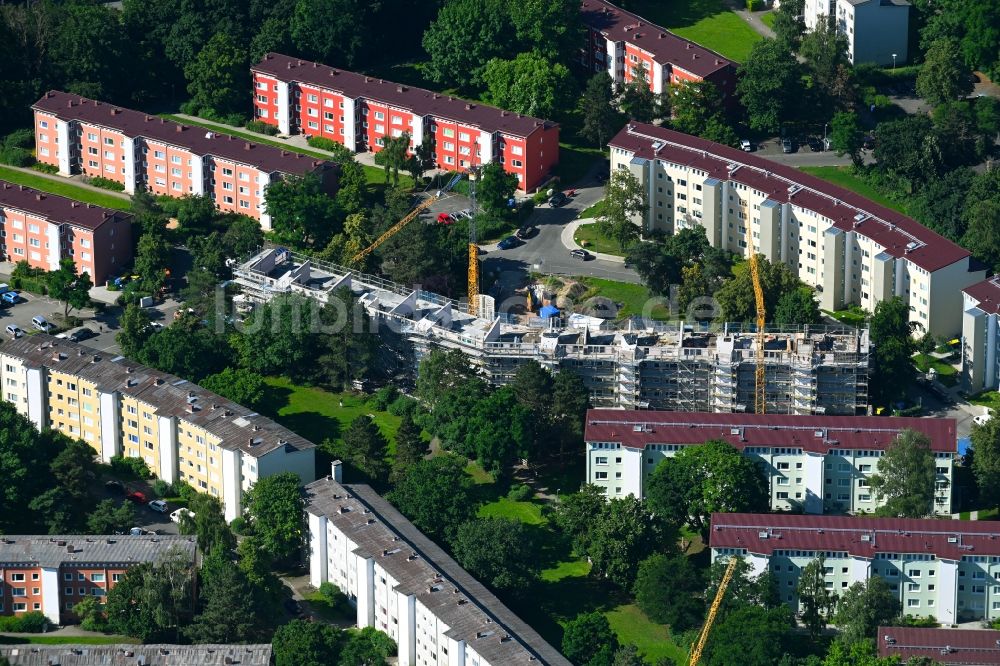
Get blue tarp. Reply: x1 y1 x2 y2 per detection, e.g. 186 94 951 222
958 437 971 456
540 305 560 318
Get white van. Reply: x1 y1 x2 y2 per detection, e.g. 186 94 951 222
170 508 194 523
31 315 52 332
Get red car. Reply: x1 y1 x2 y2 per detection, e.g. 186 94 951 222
436 212 454 225
126 490 147 504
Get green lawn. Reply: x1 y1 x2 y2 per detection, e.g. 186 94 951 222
607 604 689 665
0 635 138 645
464 461 495 485
629 0 763 62
799 166 908 215
574 223 625 256
0 167 131 210
161 114 409 188
259 377 405 452
914 353 958 386
970 391 1000 412
579 199 607 220
303 590 355 623
478 497 546 525
760 11 776 29
823 307 868 328
578 277 672 320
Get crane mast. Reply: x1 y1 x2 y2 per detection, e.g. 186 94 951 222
744 199 767 414
688 557 738 666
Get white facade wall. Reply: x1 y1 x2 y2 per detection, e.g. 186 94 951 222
712 547 1000 622
610 144 983 338
587 441 954 515
839 0 909 66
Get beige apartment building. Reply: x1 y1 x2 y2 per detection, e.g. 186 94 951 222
608 123 985 338
0 335 316 521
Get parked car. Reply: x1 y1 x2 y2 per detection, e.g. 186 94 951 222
515 225 537 240
170 508 195 524
126 490 147 504
148 499 168 513
497 236 519 250
807 137 823 152
105 480 125 494
5 324 23 338
549 192 569 207
0 283 9 295
68 328 96 342
31 315 52 332
129 527 144 536
781 138 795 153
436 212 454 225
570 249 592 260
2 291 20 305
739 139 753 152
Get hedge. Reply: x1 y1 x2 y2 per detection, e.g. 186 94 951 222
306 136 340 151
85 176 126 192
0 611 49 632
246 120 280 136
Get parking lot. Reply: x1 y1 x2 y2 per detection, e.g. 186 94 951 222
101 479 180 536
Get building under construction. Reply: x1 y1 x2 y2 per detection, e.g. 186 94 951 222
234 247 871 415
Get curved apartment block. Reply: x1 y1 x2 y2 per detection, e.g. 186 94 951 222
609 123 985 338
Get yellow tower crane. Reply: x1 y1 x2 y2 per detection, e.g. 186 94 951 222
744 199 768 414
350 173 463 264
688 557 739 666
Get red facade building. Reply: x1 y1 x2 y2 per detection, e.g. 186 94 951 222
0 181 132 284
580 0 737 101
33 92 338 230
251 53 560 192
0 535 196 626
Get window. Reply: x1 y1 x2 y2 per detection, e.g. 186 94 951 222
10 574 24 582
442 127 454 138
104 137 114 146
595 456 608 465
595 471 608 480
459 132 470 142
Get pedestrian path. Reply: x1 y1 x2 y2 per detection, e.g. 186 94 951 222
0 165 131 200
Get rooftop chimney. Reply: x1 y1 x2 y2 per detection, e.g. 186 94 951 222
331 460 343 483
244 142 252 150
465 103 472 110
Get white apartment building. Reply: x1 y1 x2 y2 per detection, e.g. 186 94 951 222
585 409 955 515
804 0 909 66
962 277 1000 393
0 335 316 521
0 644 272 666
609 123 984 338
306 472 571 666
710 513 1000 625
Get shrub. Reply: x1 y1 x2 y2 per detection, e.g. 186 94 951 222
150 479 171 498
387 394 418 418
179 100 200 116
896 615 938 628
369 386 399 411
246 120 280 136
31 162 59 174
110 454 153 480
85 176 126 192
0 145 35 167
318 581 352 615
306 136 341 151
507 484 534 502
532 190 549 204
230 516 249 535
0 611 49 632
4 128 35 149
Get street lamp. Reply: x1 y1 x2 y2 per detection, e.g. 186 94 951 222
823 123 828 150
891 53 897 71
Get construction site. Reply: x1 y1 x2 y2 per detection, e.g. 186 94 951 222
234 246 871 415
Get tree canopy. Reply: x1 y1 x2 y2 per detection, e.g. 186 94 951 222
386 455 476 542
243 472 306 564
482 52 573 120
971 416 1000 511
452 518 538 593
868 297 915 406
870 430 939 518
597 169 647 250
833 577 902 647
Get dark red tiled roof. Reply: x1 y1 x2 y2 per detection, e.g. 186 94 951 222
608 123 972 273
878 627 1000 665
252 54 557 139
584 409 956 454
964 277 1000 316
33 91 332 176
709 513 1000 560
580 0 735 74
0 180 131 231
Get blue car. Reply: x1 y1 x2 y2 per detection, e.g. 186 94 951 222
2 291 19 305
497 236 519 250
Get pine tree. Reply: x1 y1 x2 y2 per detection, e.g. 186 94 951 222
391 413 428 483
344 415 390 482
187 548 268 644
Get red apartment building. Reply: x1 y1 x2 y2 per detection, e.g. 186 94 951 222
580 0 737 101
878 627 1000 665
32 91 338 231
0 181 132 284
251 53 560 192
0 535 196 625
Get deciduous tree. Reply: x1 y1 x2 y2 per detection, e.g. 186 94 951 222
185 32 249 117
868 297 915 406
46 259 92 318
422 0 513 90
703 604 794 666
773 289 821 326
916 38 974 106
830 111 864 168
634 553 704 631
243 472 306 564
580 72 622 148
264 173 340 248
452 518 538 593
477 161 518 216
737 39 802 133
620 66 658 123
562 612 618 666
553 484 607 555
343 415 390 483
589 496 669 590
714 257 802 324
187 548 270 643
482 52 574 120
373 132 410 187
290 0 368 67
970 416 1000 511
386 455 476 542
200 368 267 411
798 556 837 638
833 577 901 646
870 429 938 517
86 499 135 535
273 619 344 666
598 169 647 249
390 412 428 483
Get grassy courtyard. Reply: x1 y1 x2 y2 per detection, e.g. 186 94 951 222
629 0 763 62
913 353 959 387
259 377 405 452
578 277 672 320
574 222 625 256
799 166 908 215
970 391 1000 413
0 166 132 210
